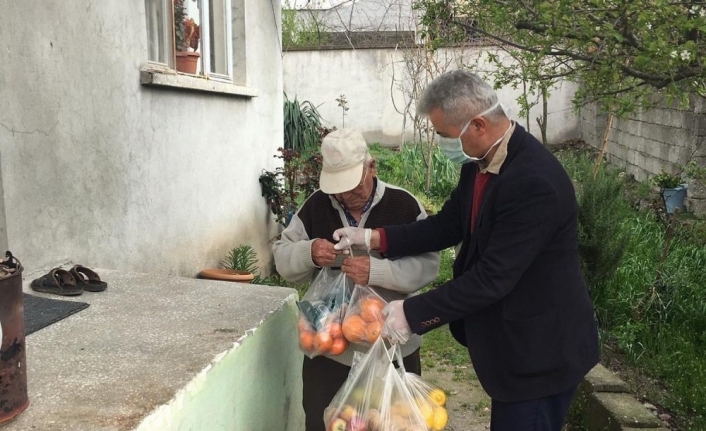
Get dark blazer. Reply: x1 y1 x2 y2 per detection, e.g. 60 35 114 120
384 125 599 402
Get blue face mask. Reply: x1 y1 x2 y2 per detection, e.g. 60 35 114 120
438 101 509 164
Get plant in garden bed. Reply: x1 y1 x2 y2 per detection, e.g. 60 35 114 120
283 94 326 154
260 148 323 226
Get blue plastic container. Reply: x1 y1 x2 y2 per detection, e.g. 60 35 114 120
662 184 687 214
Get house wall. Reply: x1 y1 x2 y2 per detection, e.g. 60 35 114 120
0 0 283 275
579 98 706 215
282 46 580 146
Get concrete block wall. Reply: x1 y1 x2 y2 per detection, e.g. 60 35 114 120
579 97 706 216
571 365 670 431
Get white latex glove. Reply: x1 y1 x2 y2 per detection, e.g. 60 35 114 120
381 300 412 345
332 227 371 251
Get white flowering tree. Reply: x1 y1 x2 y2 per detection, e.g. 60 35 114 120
417 0 706 115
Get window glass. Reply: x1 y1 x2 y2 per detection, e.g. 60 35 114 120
145 0 172 64
209 0 230 76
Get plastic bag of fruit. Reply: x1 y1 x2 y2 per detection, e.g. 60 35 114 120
341 284 387 346
324 338 428 431
297 268 352 358
400 369 448 431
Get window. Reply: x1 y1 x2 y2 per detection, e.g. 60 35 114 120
145 0 232 82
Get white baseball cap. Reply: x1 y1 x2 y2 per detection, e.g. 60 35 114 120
319 129 369 194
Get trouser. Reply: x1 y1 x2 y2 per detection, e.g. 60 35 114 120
302 348 421 431
490 385 578 431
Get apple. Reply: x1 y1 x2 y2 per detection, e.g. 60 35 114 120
364 408 381 431
347 416 367 431
323 406 337 424
339 404 357 421
327 418 347 431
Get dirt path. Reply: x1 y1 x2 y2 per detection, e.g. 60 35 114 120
422 363 491 431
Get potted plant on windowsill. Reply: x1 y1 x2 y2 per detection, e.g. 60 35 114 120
174 0 200 74
651 171 687 214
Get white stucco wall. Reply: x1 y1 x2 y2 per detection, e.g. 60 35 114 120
283 46 580 146
0 0 283 276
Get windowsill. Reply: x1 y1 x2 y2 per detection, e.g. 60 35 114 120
140 65 257 98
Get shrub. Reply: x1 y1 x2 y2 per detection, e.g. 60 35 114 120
558 154 631 310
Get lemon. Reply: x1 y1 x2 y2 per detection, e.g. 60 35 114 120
418 402 434 428
432 406 448 430
429 388 447 407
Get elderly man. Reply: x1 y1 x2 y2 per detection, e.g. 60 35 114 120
273 128 440 431
334 71 599 431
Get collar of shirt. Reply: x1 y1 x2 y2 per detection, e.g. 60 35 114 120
477 121 516 174
335 178 378 227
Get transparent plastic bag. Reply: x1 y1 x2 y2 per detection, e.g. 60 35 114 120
401 370 449 431
342 284 387 346
297 268 352 358
390 345 449 431
324 339 428 431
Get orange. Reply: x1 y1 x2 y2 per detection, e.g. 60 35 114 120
329 337 348 355
360 297 385 322
299 330 315 351
298 317 312 332
328 322 343 338
342 315 366 343
314 331 334 352
365 320 382 343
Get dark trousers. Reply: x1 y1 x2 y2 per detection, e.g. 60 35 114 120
302 348 421 431
490 385 577 431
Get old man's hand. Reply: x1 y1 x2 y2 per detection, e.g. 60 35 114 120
341 255 370 285
311 239 340 267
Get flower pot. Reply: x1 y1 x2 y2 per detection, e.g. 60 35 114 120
199 268 254 284
661 184 688 214
176 51 201 74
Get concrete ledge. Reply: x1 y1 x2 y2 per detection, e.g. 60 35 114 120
571 364 668 431
583 363 631 393
140 65 258 98
5 266 304 431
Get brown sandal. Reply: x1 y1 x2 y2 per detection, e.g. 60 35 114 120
69 265 108 292
30 268 82 296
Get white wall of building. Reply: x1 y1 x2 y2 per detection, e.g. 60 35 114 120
283 46 580 146
0 0 283 276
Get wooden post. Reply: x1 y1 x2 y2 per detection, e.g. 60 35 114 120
593 111 615 178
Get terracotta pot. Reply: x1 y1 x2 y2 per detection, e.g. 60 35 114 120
199 268 254 284
176 51 201 74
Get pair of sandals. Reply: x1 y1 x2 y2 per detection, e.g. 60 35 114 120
30 265 107 296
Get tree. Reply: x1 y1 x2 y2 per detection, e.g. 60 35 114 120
417 0 706 115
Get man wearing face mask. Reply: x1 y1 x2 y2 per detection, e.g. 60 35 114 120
332 71 599 431
273 128 440 431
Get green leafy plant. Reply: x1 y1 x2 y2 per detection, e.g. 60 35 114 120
685 160 706 181
651 172 683 189
173 0 200 52
260 148 324 226
283 94 324 155
221 244 258 275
